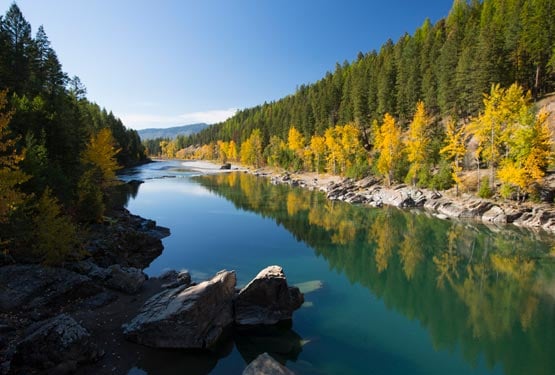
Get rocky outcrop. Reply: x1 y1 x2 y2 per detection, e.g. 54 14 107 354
71 260 146 294
11 314 103 373
243 352 295 375
122 270 236 349
87 208 170 269
234 266 304 326
0 264 101 313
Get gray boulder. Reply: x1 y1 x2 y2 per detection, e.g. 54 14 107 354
123 270 236 349
235 266 304 326
11 314 102 372
104 264 146 294
243 352 295 375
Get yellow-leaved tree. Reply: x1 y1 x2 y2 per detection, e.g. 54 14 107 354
468 83 533 191
497 108 553 199
227 140 238 162
375 113 403 186
309 135 327 173
77 128 121 222
405 101 432 186
440 119 468 195
240 129 263 167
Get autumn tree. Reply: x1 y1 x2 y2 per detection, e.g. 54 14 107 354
309 135 327 173
375 114 403 186
240 129 264 167
77 128 121 222
440 118 468 195
227 140 238 162
467 83 532 191
497 108 553 199
405 101 433 185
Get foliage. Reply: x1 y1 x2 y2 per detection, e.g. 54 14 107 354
183 0 554 150
440 118 468 194
478 177 493 198
32 188 79 265
0 90 29 225
405 101 433 185
375 114 403 185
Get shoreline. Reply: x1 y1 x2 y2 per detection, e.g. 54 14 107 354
179 159 555 234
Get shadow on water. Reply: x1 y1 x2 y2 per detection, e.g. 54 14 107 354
127 324 303 375
192 172 555 375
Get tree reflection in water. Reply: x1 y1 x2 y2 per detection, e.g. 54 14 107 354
196 172 555 375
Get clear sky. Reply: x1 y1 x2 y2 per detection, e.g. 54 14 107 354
3 1 454 129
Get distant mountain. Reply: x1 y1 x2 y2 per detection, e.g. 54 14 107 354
138 123 210 140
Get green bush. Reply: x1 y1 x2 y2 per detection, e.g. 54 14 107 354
478 177 493 198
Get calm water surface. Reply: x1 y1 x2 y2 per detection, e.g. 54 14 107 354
121 160 555 375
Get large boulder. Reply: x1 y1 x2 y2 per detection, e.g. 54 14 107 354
243 352 295 375
234 266 304 326
122 270 236 349
11 314 102 373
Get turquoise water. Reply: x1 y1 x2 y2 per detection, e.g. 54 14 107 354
122 160 555 375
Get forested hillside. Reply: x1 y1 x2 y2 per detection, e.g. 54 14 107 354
174 0 555 199
186 0 554 145
0 4 147 263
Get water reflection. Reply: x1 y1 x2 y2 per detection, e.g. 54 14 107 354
194 172 555 375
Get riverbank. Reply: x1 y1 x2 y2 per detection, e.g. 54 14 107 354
0 198 172 375
180 159 555 234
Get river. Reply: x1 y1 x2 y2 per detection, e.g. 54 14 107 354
120 160 555 375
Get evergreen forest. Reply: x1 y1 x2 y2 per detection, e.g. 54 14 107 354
166 0 555 198
0 4 147 263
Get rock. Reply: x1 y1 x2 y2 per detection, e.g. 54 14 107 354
0 265 101 313
104 264 146 294
70 260 146 294
243 352 295 375
159 269 192 289
220 163 231 170
11 314 102 372
293 280 323 294
234 266 304 326
482 205 507 224
123 270 236 349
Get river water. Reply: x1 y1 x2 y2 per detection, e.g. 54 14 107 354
121 160 555 375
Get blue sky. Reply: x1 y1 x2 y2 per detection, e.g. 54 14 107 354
4 1 454 129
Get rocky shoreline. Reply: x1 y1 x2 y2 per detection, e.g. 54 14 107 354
0 179 305 375
256 169 555 234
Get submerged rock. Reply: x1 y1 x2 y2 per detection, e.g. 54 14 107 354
243 352 295 375
123 270 236 349
293 280 323 294
235 266 304 326
11 314 102 373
